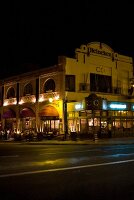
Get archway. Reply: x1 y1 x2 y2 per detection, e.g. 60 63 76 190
39 106 59 134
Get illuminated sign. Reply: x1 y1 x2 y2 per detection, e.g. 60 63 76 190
132 105 134 110
89 48 111 57
75 103 83 110
108 103 127 110
102 99 107 110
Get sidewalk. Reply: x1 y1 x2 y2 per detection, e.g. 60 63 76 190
1 137 134 145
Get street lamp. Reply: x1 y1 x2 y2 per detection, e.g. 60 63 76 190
63 98 68 140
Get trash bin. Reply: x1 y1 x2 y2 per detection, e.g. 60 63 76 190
70 132 77 141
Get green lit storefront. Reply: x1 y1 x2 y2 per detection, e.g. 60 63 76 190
67 95 134 139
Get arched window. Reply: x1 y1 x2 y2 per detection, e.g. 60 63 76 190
44 79 55 92
7 87 15 99
24 83 33 96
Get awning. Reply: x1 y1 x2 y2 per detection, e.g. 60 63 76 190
20 108 35 118
39 106 59 117
2 109 16 119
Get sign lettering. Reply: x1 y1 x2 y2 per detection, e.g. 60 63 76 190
89 47 111 57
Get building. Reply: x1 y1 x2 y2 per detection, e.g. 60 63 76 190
0 42 134 139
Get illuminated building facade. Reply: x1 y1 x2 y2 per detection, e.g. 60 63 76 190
0 42 134 139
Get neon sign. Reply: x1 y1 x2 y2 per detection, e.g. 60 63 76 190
109 103 127 110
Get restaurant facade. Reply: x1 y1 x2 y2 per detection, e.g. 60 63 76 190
0 42 134 139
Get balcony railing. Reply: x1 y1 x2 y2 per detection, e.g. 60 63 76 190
39 92 60 102
3 98 17 106
19 95 36 104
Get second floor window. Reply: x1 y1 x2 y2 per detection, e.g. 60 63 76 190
24 83 33 96
7 87 15 99
90 73 112 93
65 75 75 92
44 79 55 92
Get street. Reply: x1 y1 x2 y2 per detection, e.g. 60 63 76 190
0 143 134 199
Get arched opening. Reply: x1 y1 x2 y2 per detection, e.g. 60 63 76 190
24 83 33 96
2 109 16 134
20 108 36 133
44 79 55 92
7 87 15 99
39 106 59 135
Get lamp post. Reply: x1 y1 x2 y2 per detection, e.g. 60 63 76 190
63 98 68 140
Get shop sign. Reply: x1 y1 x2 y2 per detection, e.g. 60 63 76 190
131 105 134 110
108 102 127 110
75 103 83 110
89 47 111 57
102 99 107 110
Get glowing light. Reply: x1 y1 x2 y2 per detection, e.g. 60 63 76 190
13 100 17 105
32 98 36 103
39 96 44 102
109 104 126 109
75 104 83 110
3 102 8 106
55 95 59 100
19 100 24 104
49 98 53 103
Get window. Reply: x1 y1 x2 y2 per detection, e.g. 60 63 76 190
44 79 55 92
7 87 15 99
65 75 75 92
90 73 112 93
24 83 33 96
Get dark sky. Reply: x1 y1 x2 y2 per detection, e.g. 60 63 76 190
1 1 134 78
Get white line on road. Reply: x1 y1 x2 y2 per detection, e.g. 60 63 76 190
40 149 101 155
0 158 134 178
40 146 134 155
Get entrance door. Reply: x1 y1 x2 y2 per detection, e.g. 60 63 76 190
43 119 59 135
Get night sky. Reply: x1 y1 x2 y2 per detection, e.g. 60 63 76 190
1 1 134 79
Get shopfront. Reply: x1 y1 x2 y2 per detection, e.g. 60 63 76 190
39 105 60 135
67 99 134 138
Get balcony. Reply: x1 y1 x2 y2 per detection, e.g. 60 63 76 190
19 95 36 104
3 98 17 106
39 92 60 102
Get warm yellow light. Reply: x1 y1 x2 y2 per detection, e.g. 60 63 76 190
55 95 59 100
19 100 24 104
32 98 36 103
13 100 17 105
3 102 8 106
39 97 44 102
49 98 53 102
17 130 20 134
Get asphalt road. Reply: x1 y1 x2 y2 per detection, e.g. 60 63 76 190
0 143 134 200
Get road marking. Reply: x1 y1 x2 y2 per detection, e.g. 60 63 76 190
40 146 134 155
103 153 134 158
40 149 101 155
105 146 134 150
0 158 134 178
